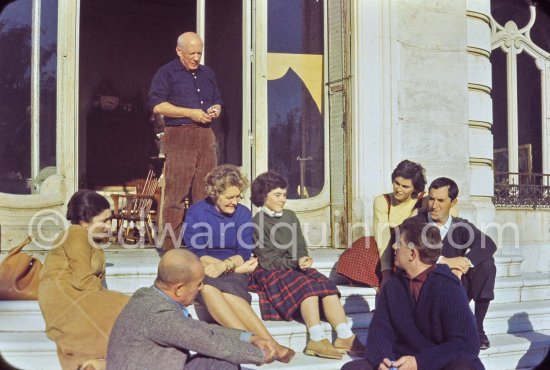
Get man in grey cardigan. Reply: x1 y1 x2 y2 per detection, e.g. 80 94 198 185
106 249 274 370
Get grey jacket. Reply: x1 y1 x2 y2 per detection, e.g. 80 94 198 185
106 287 264 370
253 209 309 270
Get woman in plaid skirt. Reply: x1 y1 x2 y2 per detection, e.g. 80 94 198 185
249 171 364 360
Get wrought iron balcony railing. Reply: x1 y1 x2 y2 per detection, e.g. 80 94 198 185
493 172 550 209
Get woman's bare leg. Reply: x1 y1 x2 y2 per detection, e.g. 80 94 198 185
199 285 248 330
321 295 348 328
323 295 361 353
222 293 274 340
200 286 294 362
300 296 321 328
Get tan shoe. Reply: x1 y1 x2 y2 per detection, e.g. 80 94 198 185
304 339 343 359
334 334 366 354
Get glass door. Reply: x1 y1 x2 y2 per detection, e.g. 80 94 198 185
252 0 331 246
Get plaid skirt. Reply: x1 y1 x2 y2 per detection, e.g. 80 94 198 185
249 266 340 321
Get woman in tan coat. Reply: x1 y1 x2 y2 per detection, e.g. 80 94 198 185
38 190 129 370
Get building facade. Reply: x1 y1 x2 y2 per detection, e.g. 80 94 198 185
0 0 547 273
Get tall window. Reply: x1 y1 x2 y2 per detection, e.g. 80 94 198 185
0 0 57 194
491 0 550 207
267 0 325 199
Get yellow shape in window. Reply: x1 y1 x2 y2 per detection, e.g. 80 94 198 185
267 53 323 113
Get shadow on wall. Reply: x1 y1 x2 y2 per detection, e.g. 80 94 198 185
507 312 550 368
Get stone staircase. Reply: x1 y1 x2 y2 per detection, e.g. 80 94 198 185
0 248 549 370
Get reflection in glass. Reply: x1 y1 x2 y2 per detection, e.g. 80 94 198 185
267 0 324 199
0 0 57 194
40 0 58 172
0 0 32 193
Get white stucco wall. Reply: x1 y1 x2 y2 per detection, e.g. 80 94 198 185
495 209 550 273
352 0 492 234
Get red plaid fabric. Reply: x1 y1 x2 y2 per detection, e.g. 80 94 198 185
249 267 340 321
336 236 381 287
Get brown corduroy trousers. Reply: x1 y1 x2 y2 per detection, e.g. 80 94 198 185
162 124 217 248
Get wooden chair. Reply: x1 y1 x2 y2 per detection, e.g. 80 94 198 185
111 169 158 245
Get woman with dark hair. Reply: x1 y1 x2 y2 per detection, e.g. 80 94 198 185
249 171 363 360
183 164 295 364
372 159 427 288
38 190 129 370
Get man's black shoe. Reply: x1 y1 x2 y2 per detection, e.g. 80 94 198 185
479 333 490 350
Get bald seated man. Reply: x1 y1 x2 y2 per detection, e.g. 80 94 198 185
106 249 274 370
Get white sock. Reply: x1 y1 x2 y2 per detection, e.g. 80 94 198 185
308 324 325 341
335 323 353 339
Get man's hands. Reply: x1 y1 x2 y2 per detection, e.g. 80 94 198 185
379 356 417 370
299 256 313 269
189 105 221 125
439 256 472 278
250 336 276 364
153 102 221 124
189 105 221 124
189 108 214 125
207 104 221 119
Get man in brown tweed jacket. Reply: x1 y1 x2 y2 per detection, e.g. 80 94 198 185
106 249 274 369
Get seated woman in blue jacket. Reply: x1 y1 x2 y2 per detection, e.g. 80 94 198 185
183 164 294 364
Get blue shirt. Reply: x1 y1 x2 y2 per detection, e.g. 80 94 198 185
148 59 223 126
152 285 190 318
183 199 254 261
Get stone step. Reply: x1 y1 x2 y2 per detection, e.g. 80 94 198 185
0 300 45 332
97 251 535 295
0 315 369 370
478 329 550 370
1 248 545 370
0 301 550 370
483 300 550 335
241 330 550 370
6 293 550 338
2 300 549 369
493 254 524 278
1 272 548 334
243 353 358 370
7 246 526 280
0 332 58 370
493 272 550 304
3 330 549 370
0 286 375 332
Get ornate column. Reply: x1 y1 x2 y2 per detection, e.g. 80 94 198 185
466 0 495 225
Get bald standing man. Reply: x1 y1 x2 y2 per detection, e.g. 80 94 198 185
106 249 274 370
149 32 223 249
